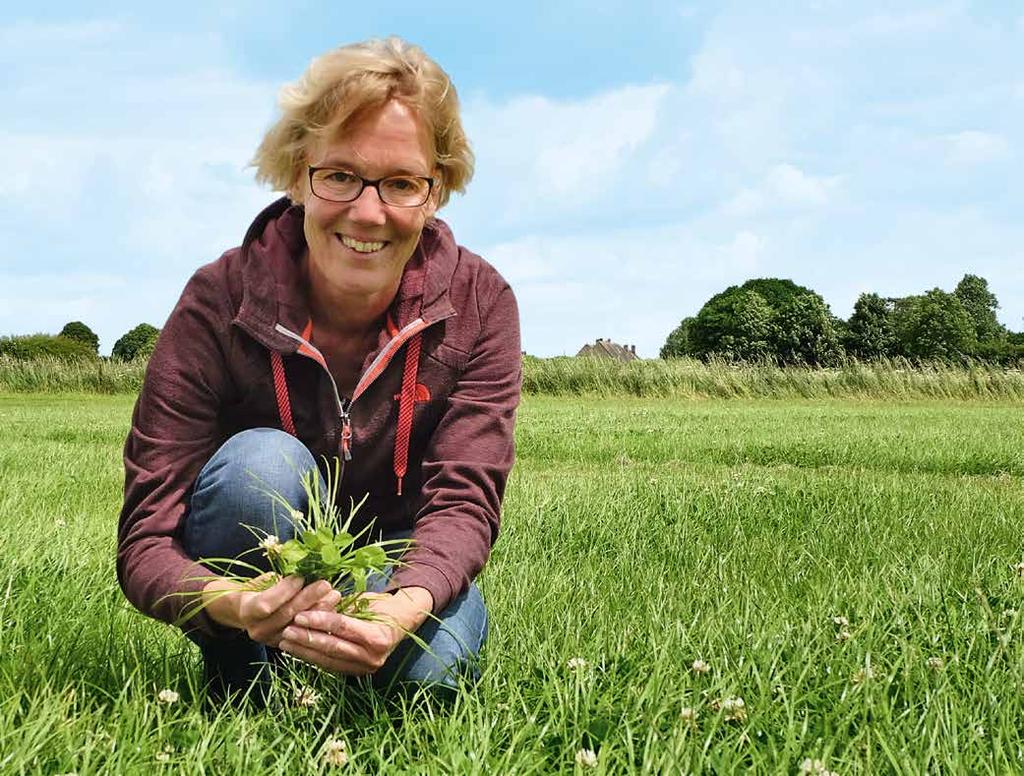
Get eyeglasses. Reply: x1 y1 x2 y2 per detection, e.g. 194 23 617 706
308 167 435 207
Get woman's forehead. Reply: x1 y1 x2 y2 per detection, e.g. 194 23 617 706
311 100 434 173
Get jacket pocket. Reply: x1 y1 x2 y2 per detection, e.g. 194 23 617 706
427 341 470 372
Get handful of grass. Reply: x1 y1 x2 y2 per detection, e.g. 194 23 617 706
179 458 412 623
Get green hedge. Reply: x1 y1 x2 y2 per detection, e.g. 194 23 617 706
0 334 98 362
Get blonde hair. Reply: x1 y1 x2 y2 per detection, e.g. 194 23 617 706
252 37 473 208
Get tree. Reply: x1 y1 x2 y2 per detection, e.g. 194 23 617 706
59 321 100 354
690 279 811 358
845 293 896 360
660 316 695 358
112 323 160 361
954 274 1004 344
775 293 844 366
893 289 975 360
688 278 843 364
698 289 776 361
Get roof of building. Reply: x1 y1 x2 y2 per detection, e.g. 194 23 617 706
575 338 639 361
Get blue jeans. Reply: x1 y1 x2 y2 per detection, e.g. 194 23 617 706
182 428 488 702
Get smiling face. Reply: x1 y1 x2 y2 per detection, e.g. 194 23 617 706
300 99 438 306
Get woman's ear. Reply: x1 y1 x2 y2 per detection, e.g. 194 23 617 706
287 169 308 205
425 170 443 217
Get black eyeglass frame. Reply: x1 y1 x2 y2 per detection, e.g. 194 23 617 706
307 166 436 207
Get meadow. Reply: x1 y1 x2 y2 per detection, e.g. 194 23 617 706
2 388 1024 773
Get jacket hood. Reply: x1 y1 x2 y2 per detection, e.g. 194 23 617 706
234 197 459 353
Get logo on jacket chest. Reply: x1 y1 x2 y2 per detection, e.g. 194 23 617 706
394 383 431 403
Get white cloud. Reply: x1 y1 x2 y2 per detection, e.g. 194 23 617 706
857 3 965 36
0 18 122 49
938 131 1011 165
724 164 842 216
461 83 671 224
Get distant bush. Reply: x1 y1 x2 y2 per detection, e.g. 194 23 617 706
0 355 145 393
521 355 1024 401
0 334 97 361
112 324 160 362
59 321 100 354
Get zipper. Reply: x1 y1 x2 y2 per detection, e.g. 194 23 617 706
274 312 454 463
339 397 352 461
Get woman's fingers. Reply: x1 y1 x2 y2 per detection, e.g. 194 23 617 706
278 638 374 676
242 578 332 642
279 628 380 674
312 589 343 611
246 575 304 619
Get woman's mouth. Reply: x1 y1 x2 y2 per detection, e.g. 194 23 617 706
337 233 387 254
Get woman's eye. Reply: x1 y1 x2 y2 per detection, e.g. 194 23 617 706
385 177 415 191
327 171 358 184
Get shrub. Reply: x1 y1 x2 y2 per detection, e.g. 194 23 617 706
660 316 695 359
893 289 975 360
59 321 100 354
845 293 897 360
0 334 97 361
112 324 160 362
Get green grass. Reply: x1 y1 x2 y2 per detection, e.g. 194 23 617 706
2 393 1024 773
6 354 1024 400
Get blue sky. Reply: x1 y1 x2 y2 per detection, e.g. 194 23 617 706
2 1 1022 356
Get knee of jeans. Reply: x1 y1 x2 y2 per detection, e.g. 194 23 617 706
184 429 320 560
378 585 488 691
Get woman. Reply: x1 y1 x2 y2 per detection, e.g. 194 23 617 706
117 37 520 701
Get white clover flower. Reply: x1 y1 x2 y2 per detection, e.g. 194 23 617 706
926 656 945 671
566 657 589 671
851 666 875 685
55 518 68 529
156 689 179 704
680 706 698 728
831 615 849 628
259 535 283 555
1012 561 1024 578
323 738 349 767
155 752 170 763
691 659 711 675
974 724 986 738
291 508 305 522
574 748 598 768
799 757 838 776
835 629 852 643
294 686 320 708
719 696 747 722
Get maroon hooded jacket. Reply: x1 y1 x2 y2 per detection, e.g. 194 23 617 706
117 198 521 636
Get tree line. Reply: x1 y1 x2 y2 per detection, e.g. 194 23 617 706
661 274 1023 365
0 322 160 362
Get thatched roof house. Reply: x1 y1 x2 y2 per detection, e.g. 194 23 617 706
575 338 638 361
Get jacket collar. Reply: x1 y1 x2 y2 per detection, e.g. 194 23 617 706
234 197 459 353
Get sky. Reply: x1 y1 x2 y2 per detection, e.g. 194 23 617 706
2 1 1022 356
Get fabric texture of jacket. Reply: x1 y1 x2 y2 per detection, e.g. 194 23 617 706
117 197 521 636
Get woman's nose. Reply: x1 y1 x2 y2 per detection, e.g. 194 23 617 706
347 184 388 225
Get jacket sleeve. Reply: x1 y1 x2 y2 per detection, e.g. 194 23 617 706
117 264 234 636
389 282 521 612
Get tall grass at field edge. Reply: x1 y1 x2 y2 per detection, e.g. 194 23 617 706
3 353 1024 400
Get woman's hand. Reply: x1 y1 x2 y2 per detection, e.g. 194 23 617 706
278 587 433 675
201 575 342 646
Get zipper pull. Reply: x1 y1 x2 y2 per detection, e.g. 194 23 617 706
340 401 353 461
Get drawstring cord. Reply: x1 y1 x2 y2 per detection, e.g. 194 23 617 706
393 332 422 496
270 325 423 496
270 350 297 437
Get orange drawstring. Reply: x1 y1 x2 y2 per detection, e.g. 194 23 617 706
393 332 421 496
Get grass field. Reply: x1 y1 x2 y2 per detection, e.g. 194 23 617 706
2 393 1024 774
